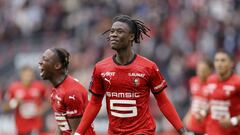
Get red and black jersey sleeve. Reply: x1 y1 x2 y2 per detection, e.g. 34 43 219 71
64 89 88 118
89 66 105 96
149 64 167 94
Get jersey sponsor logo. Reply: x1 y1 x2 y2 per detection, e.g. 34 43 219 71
101 72 115 77
191 97 208 116
128 73 145 78
106 92 140 98
69 95 76 100
210 100 230 120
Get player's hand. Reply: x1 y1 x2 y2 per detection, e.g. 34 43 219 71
73 132 81 135
193 112 204 122
219 116 232 128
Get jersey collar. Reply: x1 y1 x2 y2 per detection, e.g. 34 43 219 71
112 54 137 66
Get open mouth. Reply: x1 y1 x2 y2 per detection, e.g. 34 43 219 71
39 66 45 77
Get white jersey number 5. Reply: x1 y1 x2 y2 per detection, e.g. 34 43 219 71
110 99 137 118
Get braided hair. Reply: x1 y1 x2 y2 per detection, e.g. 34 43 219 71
103 15 150 44
50 48 70 70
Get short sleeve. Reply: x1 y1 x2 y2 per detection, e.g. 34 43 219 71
149 64 167 94
89 66 105 96
64 89 88 118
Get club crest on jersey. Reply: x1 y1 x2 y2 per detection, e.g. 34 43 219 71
133 78 140 87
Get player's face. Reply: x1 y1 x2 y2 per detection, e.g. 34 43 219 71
214 52 233 76
196 62 211 80
20 68 34 85
39 49 58 80
109 21 134 50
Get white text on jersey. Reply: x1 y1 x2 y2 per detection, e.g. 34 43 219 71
101 72 115 77
106 92 140 98
128 73 145 77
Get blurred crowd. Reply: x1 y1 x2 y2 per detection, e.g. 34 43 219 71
1 0 240 134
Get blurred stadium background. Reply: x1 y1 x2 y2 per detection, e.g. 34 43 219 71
0 0 240 134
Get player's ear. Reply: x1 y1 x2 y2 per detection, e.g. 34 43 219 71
129 33 134 41
55 63 62 70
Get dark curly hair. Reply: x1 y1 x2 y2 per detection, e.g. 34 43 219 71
103 15 150 44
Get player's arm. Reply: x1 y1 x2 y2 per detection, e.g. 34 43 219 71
219 81 240 128
75 94 104 135
183 109 191 125
55 127 61 135
68 116 81 132
2 85 20 112
149 64 186 135
154 90 186 135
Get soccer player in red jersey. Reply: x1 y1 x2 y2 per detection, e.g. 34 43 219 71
206 50 240 135
184 60 213 135
5 65 49 135
39 48 95 135
75 15 187 135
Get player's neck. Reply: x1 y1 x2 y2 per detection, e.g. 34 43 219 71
51 74 67 88
199 77 207 83
218 70 233 81
115 49 135 65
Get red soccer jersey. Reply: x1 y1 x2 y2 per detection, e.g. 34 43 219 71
51 76 95 135
90 54 167 134
186 76 209 134
8 81 47 134
206 74 240 135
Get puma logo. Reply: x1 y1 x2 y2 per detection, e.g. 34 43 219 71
69 95 75 100
104 78 111 84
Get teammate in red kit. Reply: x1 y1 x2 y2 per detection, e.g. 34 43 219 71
39 48 95 135
75 15 187 135
5 65 49 135
184 60 213 135
206 50 240 135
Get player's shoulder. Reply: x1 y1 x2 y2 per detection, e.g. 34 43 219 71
61 76 88 101
207 74 218 82
231 73 240 80
136 55 157 68
9 81 22 89
31 80 45 87
189 76 199 83
229 73 240 83
62 76 87 93
95 56 113 67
